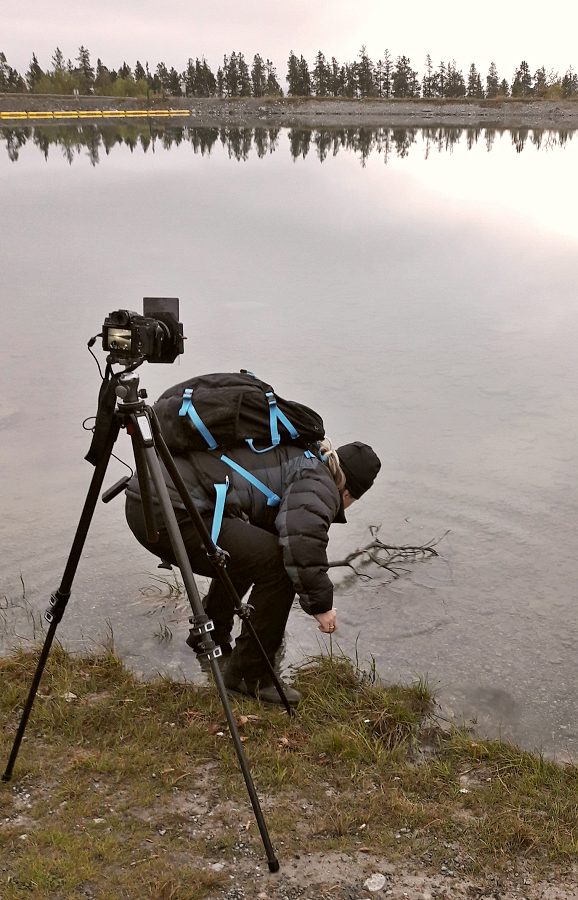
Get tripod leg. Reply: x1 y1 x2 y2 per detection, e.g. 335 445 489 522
133 421 279 872
3 419 120 782
148 408 294 717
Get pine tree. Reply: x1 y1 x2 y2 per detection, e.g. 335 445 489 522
329 57 342 96
312 50 330 96
533 66 548 97
52 47 65 76
155 62 170 96
343 62 358 97
94 58 112 93
216 66 224 97
511 60 532 97
467 63 484 98
202 60 216 96
392 56 419 98
134 61 146 82
224 52 240 96
237 52 252 96
184 58 196 96
26 52 44 91
167 66 181 96
381 49 393 98
265 59 282 95
445 61 466 97
76 45 94 93
251 54 266 96
433 61 446 97
357 45 376 97
422 54 434 98
8 67 26 92
0 52 10 90
299 55 311 95
286 51 300 95
562 67 578 97
144 62 153 99
375 59 383 97
486 61 499 98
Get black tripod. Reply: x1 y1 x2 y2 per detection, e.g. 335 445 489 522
2 365 294 872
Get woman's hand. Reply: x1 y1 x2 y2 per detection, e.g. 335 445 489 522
314 609 337 633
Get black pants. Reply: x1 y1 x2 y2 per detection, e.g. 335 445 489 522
125 497 296 685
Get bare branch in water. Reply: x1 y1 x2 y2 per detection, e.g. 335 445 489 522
328 525 449 579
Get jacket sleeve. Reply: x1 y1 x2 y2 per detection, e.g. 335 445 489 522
274 466 341 616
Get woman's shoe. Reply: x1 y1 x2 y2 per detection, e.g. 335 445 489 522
223 673 301 707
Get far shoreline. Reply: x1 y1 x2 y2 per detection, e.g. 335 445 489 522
1 93 578 130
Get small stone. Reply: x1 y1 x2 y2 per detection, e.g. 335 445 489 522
364 873 387 892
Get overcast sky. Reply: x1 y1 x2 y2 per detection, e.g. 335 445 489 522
4 0 578 84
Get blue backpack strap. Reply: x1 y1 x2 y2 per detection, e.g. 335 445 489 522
246 391 299 453
179 387 218 450
211 476 229 545
220 454 281 507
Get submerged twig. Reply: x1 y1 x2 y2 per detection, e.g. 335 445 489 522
328 525 449 579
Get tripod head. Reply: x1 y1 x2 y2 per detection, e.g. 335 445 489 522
115 370 147 411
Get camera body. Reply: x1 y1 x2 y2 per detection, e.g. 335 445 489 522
102 298 184 364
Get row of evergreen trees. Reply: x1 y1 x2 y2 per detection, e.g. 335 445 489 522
2 46 578 100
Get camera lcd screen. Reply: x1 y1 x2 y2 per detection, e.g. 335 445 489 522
105 327 133 352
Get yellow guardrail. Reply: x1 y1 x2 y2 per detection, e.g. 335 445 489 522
0 109 191 121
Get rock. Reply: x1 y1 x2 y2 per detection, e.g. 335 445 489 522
364 872 388 892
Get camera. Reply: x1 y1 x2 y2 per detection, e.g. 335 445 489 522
102 297 184 364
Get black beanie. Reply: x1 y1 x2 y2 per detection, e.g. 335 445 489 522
337 442 381 499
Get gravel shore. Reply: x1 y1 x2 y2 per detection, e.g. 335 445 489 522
1 94 578 130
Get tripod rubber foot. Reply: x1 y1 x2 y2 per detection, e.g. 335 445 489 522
268 859 280 873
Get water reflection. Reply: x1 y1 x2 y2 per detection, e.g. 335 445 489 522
0 122 574 165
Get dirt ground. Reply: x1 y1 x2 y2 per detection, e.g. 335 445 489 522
1 94 578 130
213 853 578 900
203 843 578 900
157 777 578 900
128 763 578 900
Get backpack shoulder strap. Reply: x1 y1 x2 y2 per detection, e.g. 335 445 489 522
178 387 218 450
245 391 299 453
210 456 280 547
219 454 281 507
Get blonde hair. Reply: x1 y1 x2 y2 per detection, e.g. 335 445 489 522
317 438 346 492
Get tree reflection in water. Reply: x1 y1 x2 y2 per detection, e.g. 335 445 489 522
0 122 574 165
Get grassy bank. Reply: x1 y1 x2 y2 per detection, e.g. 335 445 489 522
1 647 577 898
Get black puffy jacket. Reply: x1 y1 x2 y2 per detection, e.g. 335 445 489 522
125 443 345 616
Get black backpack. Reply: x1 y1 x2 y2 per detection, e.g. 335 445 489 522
153 371 325 456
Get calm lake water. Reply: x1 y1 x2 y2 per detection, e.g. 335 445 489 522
2 123 578 758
